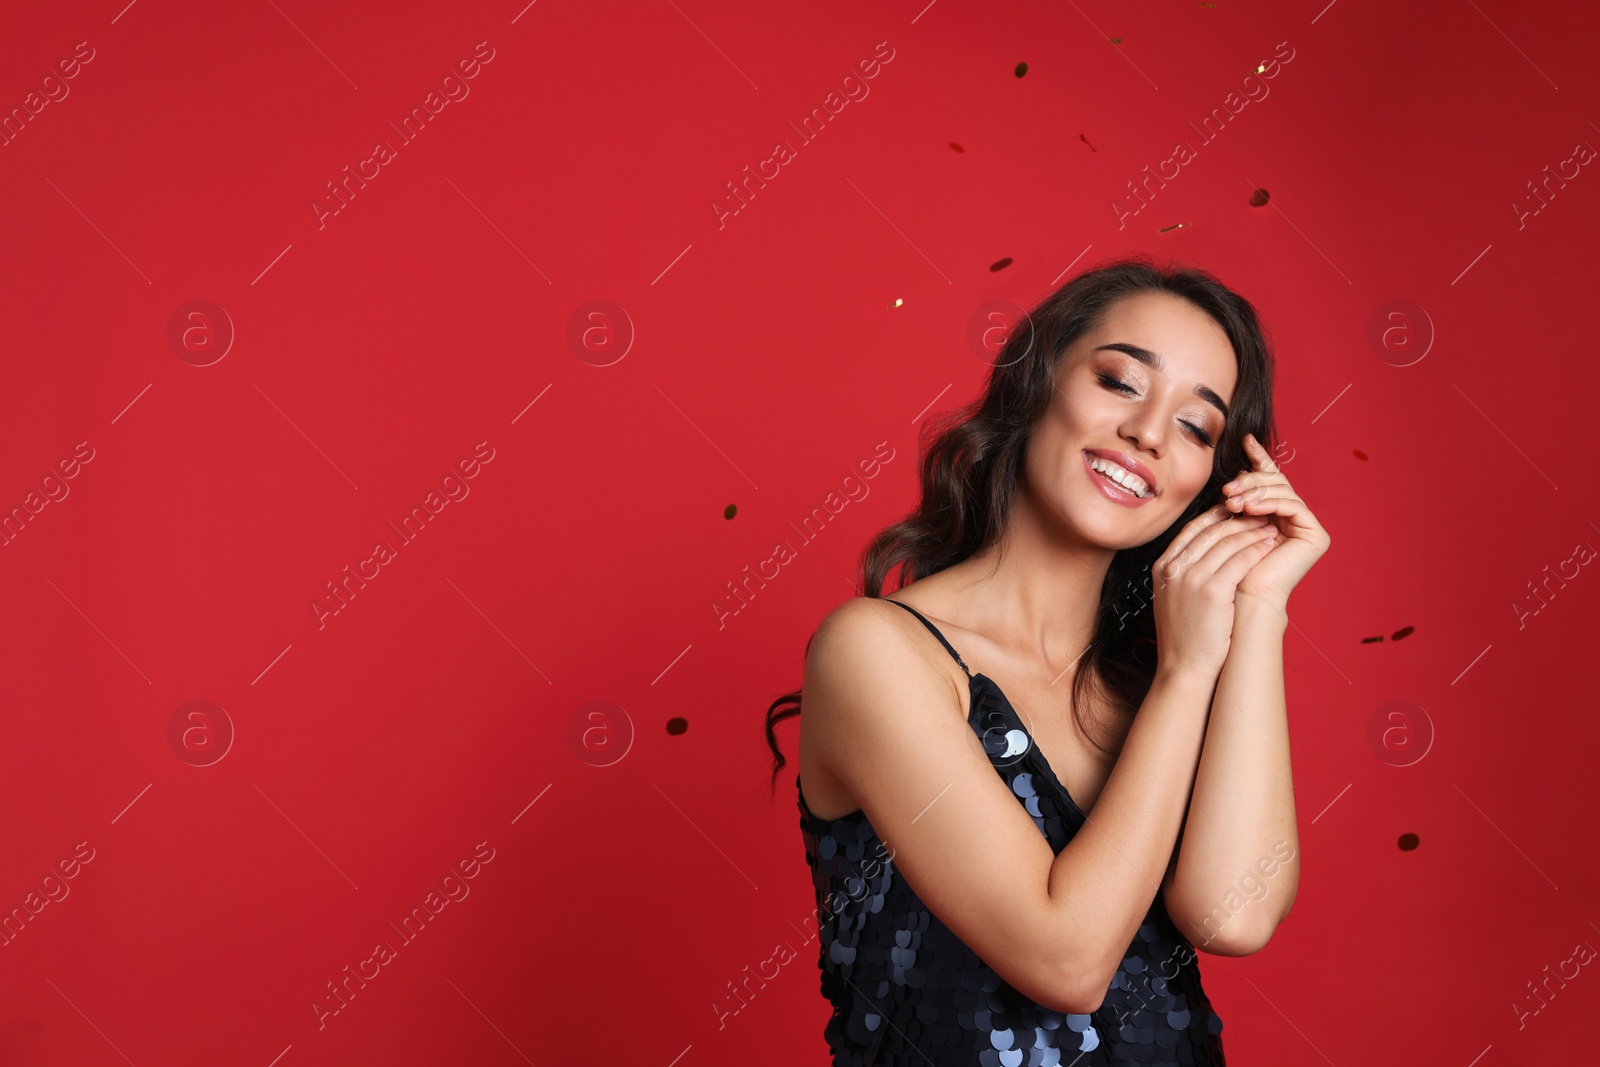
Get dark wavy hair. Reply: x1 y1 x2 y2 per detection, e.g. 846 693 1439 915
762 254 1279 795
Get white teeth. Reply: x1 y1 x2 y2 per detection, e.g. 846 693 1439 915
1088 456 1150 498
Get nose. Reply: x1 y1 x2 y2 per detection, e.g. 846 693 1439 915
1120 408 1167 457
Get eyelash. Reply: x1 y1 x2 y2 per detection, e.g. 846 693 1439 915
1097 373 1216 447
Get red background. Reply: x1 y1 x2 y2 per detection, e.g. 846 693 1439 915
2 0 1598 1064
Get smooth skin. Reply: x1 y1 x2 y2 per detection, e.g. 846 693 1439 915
797 291 1330 1014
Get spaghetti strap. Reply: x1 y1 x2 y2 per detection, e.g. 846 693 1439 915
882 598 972 678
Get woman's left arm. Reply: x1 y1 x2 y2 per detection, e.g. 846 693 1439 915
1161 434 1332 956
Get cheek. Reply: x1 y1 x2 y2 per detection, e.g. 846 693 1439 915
1150 460 1214 522
1060 382 1113 425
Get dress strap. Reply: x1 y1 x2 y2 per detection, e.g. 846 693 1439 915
882 598 972 678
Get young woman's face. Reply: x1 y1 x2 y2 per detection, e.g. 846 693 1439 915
1025 290 1240 549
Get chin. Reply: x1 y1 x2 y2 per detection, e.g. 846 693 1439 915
1067 508 1150 550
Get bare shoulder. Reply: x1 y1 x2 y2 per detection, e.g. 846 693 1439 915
806 597 961 696
802 597 967 764
810 596 924 667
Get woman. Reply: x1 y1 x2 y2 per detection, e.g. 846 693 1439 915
763 257 1331 1065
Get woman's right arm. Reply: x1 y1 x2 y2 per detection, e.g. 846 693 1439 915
805 599 1217 1013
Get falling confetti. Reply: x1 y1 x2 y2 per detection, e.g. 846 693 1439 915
1110 37 1122 44
1353 449 1369 461
1398 833 1419 851
1361 635 1384 644
1255 64 1266 74
1157 222 1190 233
1198 1 1217 7
1391 626 1415 641
1080 133 1097 152
889 297 904 308
949 141 965 153
724 504 737 519
990 257 1013 272
1249 188 1271 207
667 717 688 735
1015 61 1028 77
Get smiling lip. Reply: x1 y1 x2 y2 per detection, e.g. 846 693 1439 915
1082 449 1157 507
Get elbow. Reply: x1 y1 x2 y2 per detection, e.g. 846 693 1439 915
1038 955 1114 1016
1049 979 1113 1017
1038 980 1106 1017
1057 983 1109 1016
1195 918 1277 957
1169 891 1288 958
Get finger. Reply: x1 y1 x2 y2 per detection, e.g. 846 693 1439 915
1229 490 1312 525
1158 508 1254 575
1157 505 1261 573
1243 433 1281 475
1158 514 1270 581
1210 527 1280 588
1221 470 1288 497
1221 436 1284 495
1190 521 1277 580
1223 484 1292 513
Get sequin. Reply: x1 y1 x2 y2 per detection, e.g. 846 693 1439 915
796 599 1227 1065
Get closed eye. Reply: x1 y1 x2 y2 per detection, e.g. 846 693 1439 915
1097 372 1136 396
1097 373 1215 447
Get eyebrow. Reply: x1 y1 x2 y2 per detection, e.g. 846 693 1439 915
1093 342 1230 421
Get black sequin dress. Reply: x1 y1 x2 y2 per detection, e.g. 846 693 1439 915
796 598 1226 1065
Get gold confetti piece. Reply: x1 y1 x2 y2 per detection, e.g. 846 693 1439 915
1157 222 1190 233
889 298 903 308
1198 1 1217 7
1255 64 1266 73
1110 37 1122 44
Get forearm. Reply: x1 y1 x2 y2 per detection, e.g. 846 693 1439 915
1166 597 1299 950
1045 662 1217 994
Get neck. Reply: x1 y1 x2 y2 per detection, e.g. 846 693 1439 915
935 488 1115 672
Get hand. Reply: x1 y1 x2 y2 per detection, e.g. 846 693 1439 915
1150 504 1279 678
1221 434 1333 615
